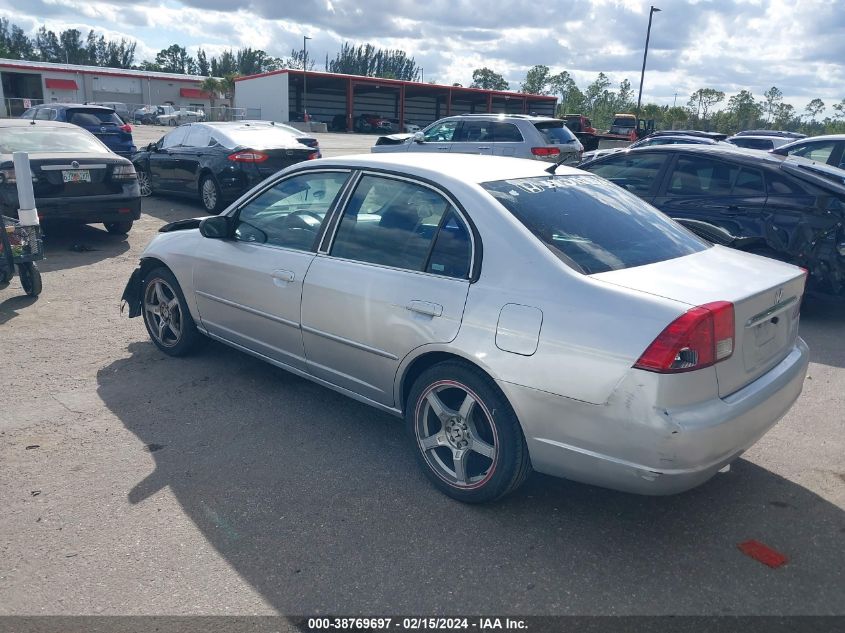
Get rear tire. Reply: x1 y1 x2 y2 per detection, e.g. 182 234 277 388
19 262 42 297
141 266 202 357
406 361 531 503
199 175 225 214
104 220 133 235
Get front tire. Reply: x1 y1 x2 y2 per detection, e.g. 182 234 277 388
141 267 202 356
19 262 42 297
406 361 531 503
199 175 225 214
104 220 133 235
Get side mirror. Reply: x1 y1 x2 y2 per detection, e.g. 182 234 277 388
413 131 425 144
199 215 232 239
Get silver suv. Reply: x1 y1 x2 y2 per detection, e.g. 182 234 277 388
372 114 583 165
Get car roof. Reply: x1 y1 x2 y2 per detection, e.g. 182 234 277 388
32 103 115 111
304 153 582 184
0 119 78 129
438 114 561 124
598 143 787 165
778 134 845 146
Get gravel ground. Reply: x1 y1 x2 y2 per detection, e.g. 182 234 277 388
0 133 843 618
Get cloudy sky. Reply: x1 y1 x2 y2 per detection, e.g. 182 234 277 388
1 0 843 114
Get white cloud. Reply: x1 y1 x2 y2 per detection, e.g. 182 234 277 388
0 0 842 110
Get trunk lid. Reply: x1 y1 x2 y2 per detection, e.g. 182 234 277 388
248 147 316 179
25 153 127 198
592 245 806 397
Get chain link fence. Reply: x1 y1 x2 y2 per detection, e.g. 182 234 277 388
3 99 260 124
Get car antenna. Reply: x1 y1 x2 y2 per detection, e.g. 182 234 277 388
545 155 564 174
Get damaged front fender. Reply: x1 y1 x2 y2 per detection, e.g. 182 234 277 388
120 267 143 318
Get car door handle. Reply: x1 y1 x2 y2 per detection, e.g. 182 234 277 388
272 269 295 285
406 300 443 317
437 146 450 151
476 146 491 150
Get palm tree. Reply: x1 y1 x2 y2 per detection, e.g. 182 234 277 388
200 76 223 120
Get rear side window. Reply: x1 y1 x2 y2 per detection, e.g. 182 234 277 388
583 153 667 197
331 175 469 276
667 156 764 196
482 174 707 274
454 121 492 143
491 123 523 142
533 121 576 144
67 109 122 126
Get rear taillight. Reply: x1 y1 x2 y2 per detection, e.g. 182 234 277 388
112 164 137 181
228 150 268 163
531 147 561 157
120 124 132 133
307 152 320 160
634 301 734 373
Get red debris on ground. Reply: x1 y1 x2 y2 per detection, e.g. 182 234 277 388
738 540 789 568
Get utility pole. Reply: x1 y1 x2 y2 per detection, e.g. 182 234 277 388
635 6 661 119
303 35 311 130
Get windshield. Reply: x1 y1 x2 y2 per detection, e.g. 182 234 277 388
215 127 304 149
0 126 110 154
482 174 708 274
534 121 577 144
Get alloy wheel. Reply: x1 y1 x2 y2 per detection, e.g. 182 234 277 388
144 279 183 348
415 380 499 489
137 169 152 196
201 179 218 211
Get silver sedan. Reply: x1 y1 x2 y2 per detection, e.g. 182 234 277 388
121 153 810 503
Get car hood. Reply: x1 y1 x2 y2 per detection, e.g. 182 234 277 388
374 133 413 146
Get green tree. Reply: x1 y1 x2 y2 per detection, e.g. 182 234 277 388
549 71 582 114
520 64 550 94
761 86 783 124
583 72 613 125
196 49 210 76
326 42 419 81
726 89 761 131
687 88 725 122
34 27 62 62
804 98 825 122
772 102 797 129
470 67 508 90
155 44 194 74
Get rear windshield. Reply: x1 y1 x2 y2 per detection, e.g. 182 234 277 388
0 126 110 154
482 174 708 274
611 117 636 128
534 121 576 144
67 109 123 126
214 126 303 149
731 138 774 150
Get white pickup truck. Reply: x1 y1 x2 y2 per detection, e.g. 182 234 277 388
155 105 205 126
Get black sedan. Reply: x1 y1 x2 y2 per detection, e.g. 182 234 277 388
580 145 845 295
132 121 320 214
0 119 141 234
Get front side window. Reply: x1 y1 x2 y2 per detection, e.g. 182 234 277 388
161 127 189 149
482 174 707 274
331 175 468 275
583 153 667 197
183 125 212 148
423 121 459 142
235 172 349 250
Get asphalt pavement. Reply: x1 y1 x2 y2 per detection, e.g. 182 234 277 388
0 131 843 617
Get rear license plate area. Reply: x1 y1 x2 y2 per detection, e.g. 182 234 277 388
62 169 91 183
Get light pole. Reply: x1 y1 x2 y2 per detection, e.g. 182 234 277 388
635 5 661 120
303 35 311 130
